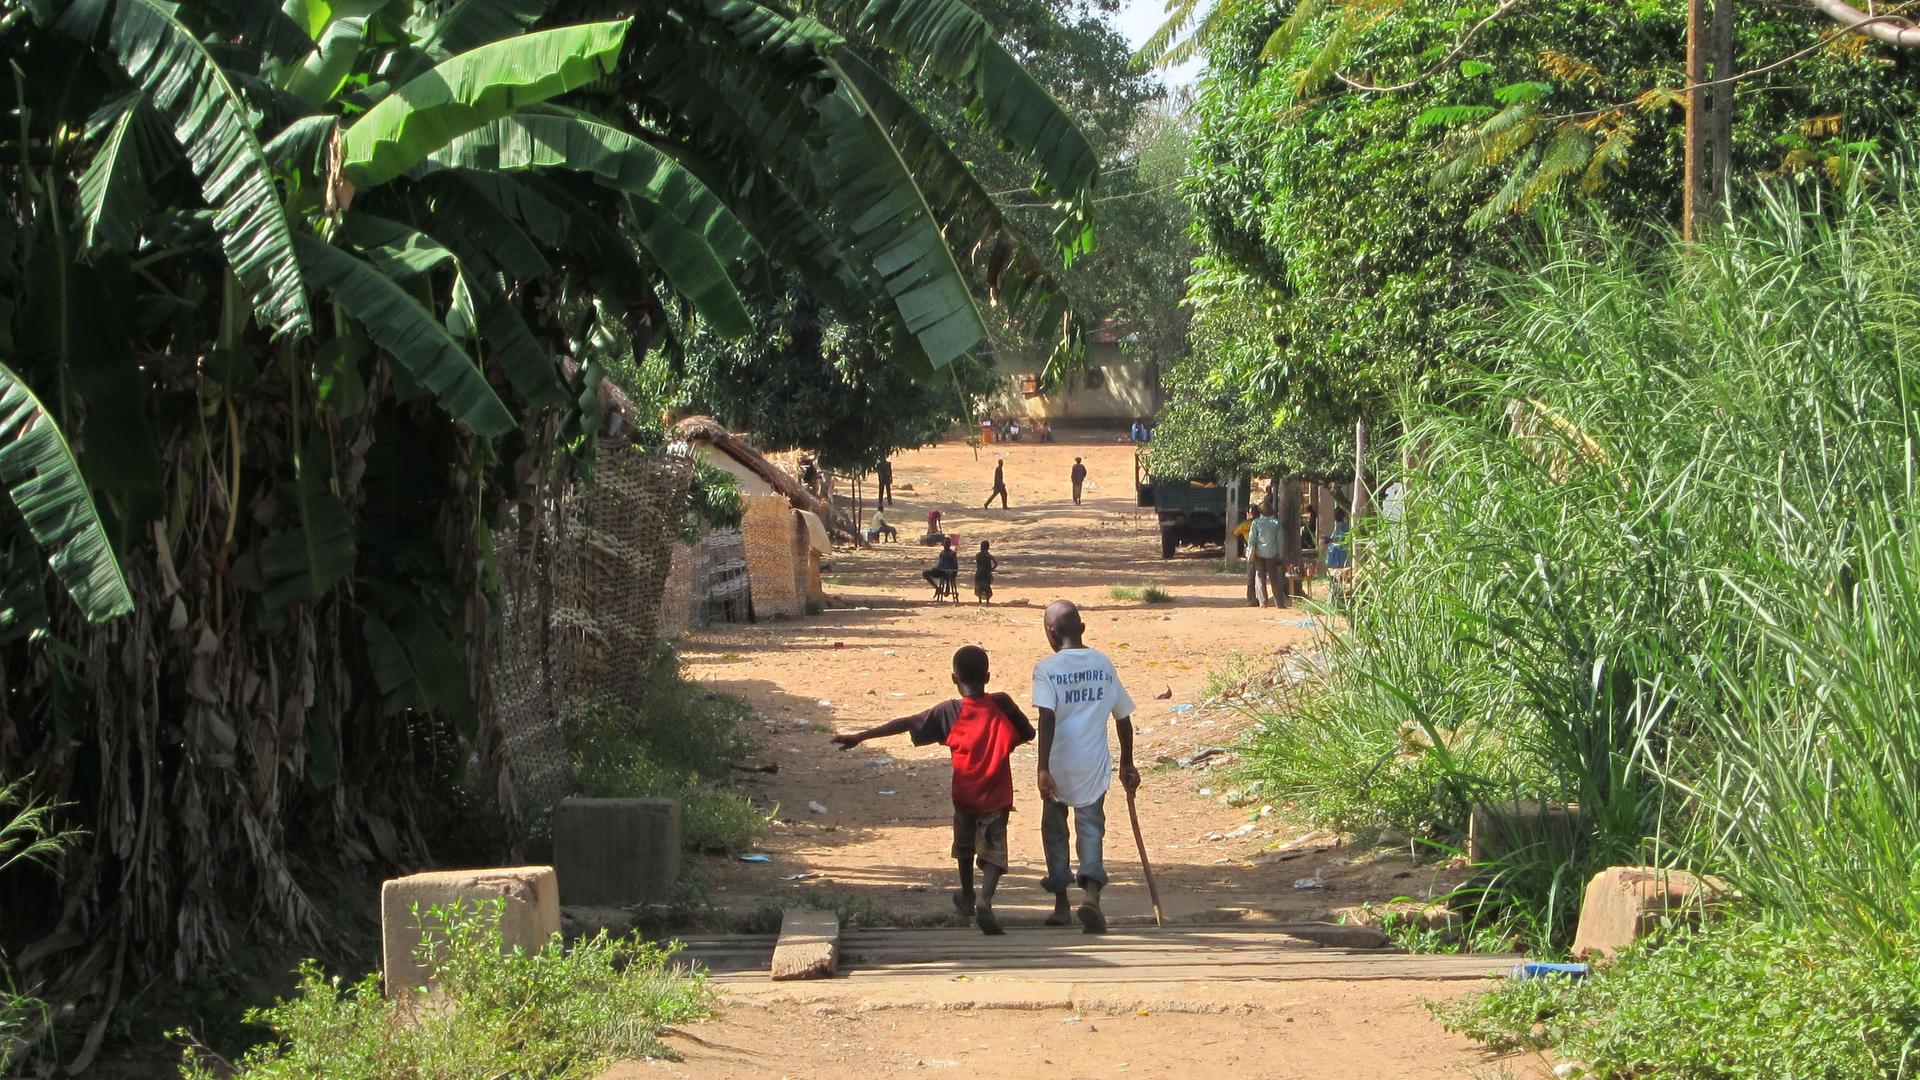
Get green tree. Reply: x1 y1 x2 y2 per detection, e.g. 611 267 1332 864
1158 0 1919 467
678 279 1001 471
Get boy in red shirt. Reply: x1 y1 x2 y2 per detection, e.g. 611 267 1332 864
832 645 1034 934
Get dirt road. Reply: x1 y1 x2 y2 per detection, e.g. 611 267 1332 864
655 433 1533 1079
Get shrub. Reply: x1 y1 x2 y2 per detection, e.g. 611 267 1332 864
1435 919 1920 1078
1110 585 1172 603
564 650 770 853
179 901 710 1078
0 774 79 1072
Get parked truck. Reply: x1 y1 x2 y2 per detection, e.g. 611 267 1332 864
1134 452 1247 559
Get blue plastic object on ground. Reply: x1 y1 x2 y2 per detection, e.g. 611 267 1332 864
1509 961 1589 980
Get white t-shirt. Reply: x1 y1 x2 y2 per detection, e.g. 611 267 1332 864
1032 647 1136 807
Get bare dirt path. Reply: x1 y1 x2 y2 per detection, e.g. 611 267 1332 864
648 433 1534 1079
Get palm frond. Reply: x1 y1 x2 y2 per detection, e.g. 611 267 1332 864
1261 0 1325 62
809 0 1099 223
625 0 992 369
195 0 314 61
282 15 367 107
259 438 356 610
835 51 1082 369
339 19 631 189
436 110 758 335
0 359 134 624
414 0 555 60
59 0 313 336
294 236 515 436
75 97 153 253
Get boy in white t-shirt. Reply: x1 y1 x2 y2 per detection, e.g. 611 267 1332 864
1032 600 1138 933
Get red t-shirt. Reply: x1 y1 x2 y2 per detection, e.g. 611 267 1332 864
909 693 1035 815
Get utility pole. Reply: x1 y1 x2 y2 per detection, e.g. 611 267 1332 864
1352 416 1369 518
1682 0 1735 239
1682 0 1709 239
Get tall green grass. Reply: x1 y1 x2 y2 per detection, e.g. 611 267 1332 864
1245 179 1920 958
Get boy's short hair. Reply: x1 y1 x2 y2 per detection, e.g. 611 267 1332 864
952 645 990 687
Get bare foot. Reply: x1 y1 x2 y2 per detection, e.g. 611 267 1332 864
975 907 1004 935
951 890 976 917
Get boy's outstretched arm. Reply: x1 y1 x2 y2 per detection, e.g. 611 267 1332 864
1116 715 1139 793
832 716 916 749
1036 707 1058 800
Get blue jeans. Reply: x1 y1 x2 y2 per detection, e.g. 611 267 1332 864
1040 795 1107 893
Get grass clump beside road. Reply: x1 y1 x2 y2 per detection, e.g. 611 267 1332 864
566 650 770 854
178 901 709 1079
1435 922 1920 1078
1230 185 1920 1069
1109 584 1172 603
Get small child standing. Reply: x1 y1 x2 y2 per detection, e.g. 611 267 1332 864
974 540 998 604
832 646 1033 933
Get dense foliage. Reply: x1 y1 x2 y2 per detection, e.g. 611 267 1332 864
1245 183 1920 966
1159 0 1920 472
0 0 1098 1042
674 0 1196 466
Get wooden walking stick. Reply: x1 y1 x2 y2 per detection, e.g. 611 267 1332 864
1124 785 1165 928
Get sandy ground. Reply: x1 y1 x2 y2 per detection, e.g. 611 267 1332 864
650 432 1539 1079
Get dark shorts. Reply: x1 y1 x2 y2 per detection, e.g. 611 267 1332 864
952 808 1010 870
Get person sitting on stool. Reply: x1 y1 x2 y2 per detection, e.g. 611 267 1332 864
923 538 959 595
869 509 898 543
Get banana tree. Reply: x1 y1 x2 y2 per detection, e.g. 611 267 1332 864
0 0 1098 1026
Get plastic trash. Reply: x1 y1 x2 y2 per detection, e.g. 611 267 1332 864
738 853 772 863
807 800 829 814
1509 961 1589 980
1170 703 1196 713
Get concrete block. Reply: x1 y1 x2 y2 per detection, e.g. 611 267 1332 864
381 866 561 996
553 797 681 907
771 908 839 981
1571 866 1728 960
1467 799 1585 863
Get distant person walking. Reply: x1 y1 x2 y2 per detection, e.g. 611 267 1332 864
877 458 893 507
974 540 998 604
1246 504 1285 608
1070 458 1087 504
983 457 1009 509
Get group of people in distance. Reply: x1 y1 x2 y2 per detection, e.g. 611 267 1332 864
892 453 1098 602
833 601 1135 936
983 416 1053 443
921 537 997 603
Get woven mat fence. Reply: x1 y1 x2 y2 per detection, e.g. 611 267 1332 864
741 493 804 620
489 441 692 837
